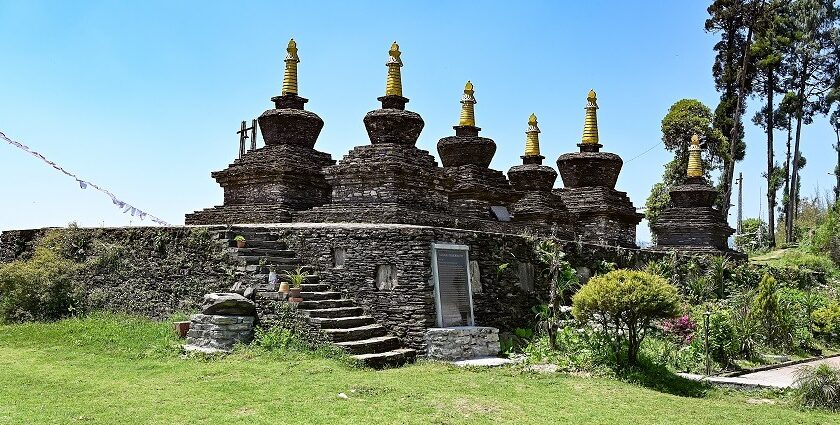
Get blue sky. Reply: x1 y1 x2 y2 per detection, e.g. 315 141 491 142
1 1 838 242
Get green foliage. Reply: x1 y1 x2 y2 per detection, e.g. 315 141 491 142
794 364 840 412
806 206 840 266
660 99 727 176
749 274 790 348
0 232 83 323
645 183 670 235
534 240 579 349
812 303 840 341
283 267 308 288
233 235 246 242
735 218 769 254
572 270 680 366
523 326 616 373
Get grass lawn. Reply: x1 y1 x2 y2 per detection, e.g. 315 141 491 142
0 315 837 424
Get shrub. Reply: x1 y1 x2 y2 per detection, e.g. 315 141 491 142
572 270 680 366
0 241 82 323
749 274 789 348
794 363 840 411
806 206 840 267
703 308 741 367
812 303 840 341
661 314 696 344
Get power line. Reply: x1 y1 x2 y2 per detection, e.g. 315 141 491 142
624 140 664 163
0 129 171 226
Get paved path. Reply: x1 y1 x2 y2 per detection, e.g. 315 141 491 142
735 356 840 388
681 356 840 389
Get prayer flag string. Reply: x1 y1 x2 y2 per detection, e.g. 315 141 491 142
1 129 171 226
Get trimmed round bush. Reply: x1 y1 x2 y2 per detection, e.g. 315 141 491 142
572 269 680 366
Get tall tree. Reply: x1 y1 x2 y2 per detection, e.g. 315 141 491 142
783 0 840 243
831 106 840 205
751 1 793 248
706 0 765 219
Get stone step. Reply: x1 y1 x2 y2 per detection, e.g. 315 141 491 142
335 335 401 355
308 315 376 329
297 299 354 309
238 256 301 266
231 247 296 258
227 230 282 242
240 264 304 273
301 306 364 318
353 348 416 368
236 240 289 250
323 324 387 343
303 275 320 285
300 291 342 301
300 283 329 292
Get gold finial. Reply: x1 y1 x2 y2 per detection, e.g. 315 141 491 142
687 134 703 177
282 38 300 96
458 80 477 126
581 89 599 145
385 41 403 96
525 113 541 156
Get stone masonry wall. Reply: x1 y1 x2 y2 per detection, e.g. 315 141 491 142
2 224 669 354
239 223 667 352
0 227 237 319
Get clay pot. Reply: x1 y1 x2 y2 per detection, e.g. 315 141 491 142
173 321 190 339
236 240 246 248
279 282 290 294
289 288 301 298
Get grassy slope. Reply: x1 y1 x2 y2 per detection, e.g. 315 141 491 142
0 316 836 425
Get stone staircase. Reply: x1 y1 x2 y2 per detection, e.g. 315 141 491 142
221 228 416 368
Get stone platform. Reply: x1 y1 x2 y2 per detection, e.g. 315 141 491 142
425 327 501 361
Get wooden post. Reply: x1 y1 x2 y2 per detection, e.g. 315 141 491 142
250 119 258 151
237 121 247 159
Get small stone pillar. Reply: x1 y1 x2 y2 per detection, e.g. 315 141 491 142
184 293 257 353
185 314 256 353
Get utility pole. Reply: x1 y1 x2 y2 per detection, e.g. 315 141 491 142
737 172 744 235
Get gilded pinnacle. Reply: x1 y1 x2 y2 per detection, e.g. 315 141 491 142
458 80 477 127
581 89 599 145
687 134 703 178
282 38 300 96
385 41 403 96
525 113 541 156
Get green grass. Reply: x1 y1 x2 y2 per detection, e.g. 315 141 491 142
1 315 838 424
751 249 838 276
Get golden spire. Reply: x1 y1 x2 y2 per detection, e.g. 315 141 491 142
581 89 599 145
687 134 703 178
524 113 541 156
281 39 300 96
385 41 403 96
458 81 477 126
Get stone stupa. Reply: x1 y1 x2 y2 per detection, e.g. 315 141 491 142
651 135 743 258
186 39 335 225
436 81 513 219
555 90 643 247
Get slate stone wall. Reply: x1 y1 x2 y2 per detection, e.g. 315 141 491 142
1 224 667 353
0 227 237 319
244 224 666 352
